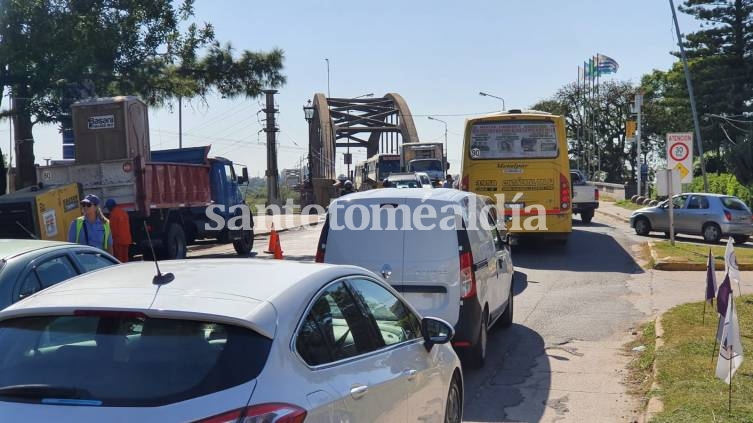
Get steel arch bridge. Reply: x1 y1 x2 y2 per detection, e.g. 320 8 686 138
306 93 419 180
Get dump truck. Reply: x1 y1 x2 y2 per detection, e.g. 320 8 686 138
35 96 253 260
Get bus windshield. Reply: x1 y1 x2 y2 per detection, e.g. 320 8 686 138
378 158 402 179
470 121 558 159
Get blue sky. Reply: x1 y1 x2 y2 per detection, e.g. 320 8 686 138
3 0 700 177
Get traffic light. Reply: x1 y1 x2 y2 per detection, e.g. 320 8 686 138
625 120 637 140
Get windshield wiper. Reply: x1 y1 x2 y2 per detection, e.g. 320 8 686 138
0 384 93 400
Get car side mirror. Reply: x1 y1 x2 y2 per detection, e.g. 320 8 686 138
237 167 249 184
421 316 454 351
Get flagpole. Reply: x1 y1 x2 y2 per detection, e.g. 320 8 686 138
702 300 706 325
728 296 734 414
711 314 720 366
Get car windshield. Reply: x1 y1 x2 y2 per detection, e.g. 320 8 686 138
396 181 420 188
0 315 272 406
721 196 750 211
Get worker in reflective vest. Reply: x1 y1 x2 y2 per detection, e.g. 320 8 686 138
67 194 113 255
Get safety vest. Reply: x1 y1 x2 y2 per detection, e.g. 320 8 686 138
74 216 111 249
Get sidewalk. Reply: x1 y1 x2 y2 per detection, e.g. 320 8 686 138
252 213 323 237
595 200 633 223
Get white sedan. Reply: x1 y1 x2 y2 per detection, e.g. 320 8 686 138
0 259 462 423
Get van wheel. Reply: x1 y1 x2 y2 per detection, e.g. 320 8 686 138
465 314 487 369
581 209 594 224
233 229 254 254
499 285 514 329
163 224 187 260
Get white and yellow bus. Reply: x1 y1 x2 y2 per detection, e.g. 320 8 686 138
460 110 572 244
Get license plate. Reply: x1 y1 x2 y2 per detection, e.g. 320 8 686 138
505 203 525 209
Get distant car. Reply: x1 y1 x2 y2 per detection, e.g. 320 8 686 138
630 193 753 243
386 172 423 189
0 239 119 309
415 172 434 189
0 259 463 422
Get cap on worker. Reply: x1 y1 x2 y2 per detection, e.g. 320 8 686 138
105 198 117 209
80 194 100 206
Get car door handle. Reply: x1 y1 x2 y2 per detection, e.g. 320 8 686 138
350 384 369 399
402 369 417 381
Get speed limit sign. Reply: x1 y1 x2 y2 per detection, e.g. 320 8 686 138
666 133 693 183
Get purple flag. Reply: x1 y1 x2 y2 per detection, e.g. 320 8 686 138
717 272 732 317
705 249 717 303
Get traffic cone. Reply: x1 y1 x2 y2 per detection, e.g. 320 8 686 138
264 224 277 254
273 233 284 260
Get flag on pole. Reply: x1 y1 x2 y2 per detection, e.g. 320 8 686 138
716 272 732 342
706 249 717 303
724 237 741 291
715 292 744 384
596 53 619 74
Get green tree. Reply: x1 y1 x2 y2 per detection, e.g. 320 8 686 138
0 0 285 189
677 0 753 179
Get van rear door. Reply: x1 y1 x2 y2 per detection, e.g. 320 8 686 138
400 198 461 326
323 197 406 285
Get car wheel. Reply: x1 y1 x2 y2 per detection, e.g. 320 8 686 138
444 373 463 423
581 209 594 224
732 235 750 245
233 229 254 254
634 217 651 236
163 223 187 259
466 313 487 369
702 223 722 243
499 283 514 329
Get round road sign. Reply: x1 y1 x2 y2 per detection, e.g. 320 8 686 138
669 142 689 162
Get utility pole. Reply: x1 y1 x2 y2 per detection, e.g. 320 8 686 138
178 96 183 148
263 90 280 210
669 0 708 191
635 93 643 197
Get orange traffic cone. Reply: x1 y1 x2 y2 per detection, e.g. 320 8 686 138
273 233 284 260
264 224 277 254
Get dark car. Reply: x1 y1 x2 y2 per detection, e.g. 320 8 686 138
0 239 119 309
630 193 753 244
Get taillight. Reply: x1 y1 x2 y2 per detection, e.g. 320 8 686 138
724 210 732 222
594 189 599 201
459 251 476 299
461 175 469 191
315 243 325 263
559 173 570 210
194 403 307 423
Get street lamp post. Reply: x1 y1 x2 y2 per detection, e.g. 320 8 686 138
427 116 448 175
346 93 374 180
303 100 315 206
479 91 506 111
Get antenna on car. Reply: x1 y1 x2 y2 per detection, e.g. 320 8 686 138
142 221 175 285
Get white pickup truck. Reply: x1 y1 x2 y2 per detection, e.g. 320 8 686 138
570 169 599 224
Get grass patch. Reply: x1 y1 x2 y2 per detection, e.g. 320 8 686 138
651 242 753 267
600 194 617 202
616 199 645 211
650 296 753 422
625 321 657 408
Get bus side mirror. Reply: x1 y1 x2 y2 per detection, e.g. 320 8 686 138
238 167 249 184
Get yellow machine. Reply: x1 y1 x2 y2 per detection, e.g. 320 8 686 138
0 183 81 241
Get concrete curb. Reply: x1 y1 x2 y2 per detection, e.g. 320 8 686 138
596 208 630 223
644 316 665 421
647 241 753 271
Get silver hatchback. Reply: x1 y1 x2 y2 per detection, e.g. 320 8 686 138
630 193 753 243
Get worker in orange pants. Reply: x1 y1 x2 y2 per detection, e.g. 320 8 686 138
105 199 132 262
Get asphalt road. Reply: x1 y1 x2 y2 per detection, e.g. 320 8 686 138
188 212 752 422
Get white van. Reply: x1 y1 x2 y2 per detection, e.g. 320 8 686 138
316 188 514 368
